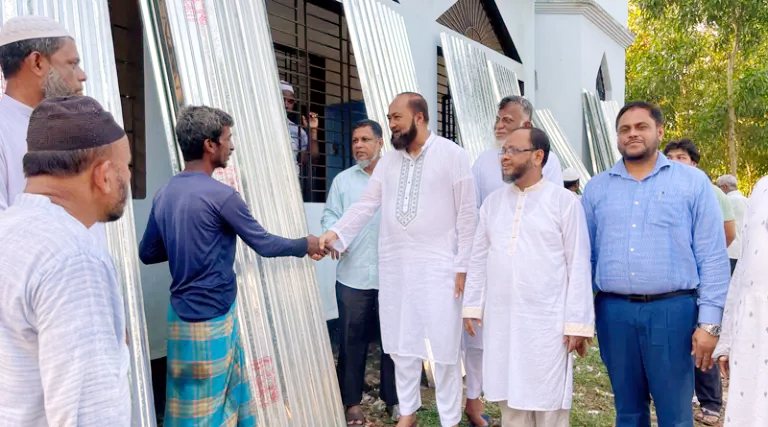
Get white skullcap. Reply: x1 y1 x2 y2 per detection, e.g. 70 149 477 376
562 167 580 182
0 15 70 47
280 80 294 94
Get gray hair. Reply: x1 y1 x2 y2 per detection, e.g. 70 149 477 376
0 37 70 78
498 95 534 120
716 174 738 190
176 106 235 162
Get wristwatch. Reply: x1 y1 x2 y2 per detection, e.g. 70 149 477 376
697 323 721 337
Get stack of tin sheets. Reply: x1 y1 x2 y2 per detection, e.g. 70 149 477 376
533 109 591 189
582 90 621 173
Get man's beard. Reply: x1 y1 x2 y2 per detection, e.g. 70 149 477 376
42 67 76 98
620 138 658 162
391 120 418 150
356 150 380 169
105 173 129 222
502 159 533 184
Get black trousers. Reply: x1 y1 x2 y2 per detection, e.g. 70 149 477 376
695 365 722 412
335 282 398 407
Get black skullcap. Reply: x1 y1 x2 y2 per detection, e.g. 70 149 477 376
27 96 126 152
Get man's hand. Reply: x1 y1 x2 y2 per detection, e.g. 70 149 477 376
564 336 591 357
455 272 466 298
718 355 729 378
319 231 339 252
692 328 719 371
464 318 481 337
306 234 327 260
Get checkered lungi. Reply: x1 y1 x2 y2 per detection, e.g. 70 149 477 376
164 303 256 427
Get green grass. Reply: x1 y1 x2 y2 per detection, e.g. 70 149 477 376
411 345 616 427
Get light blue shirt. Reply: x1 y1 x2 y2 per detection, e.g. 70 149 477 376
321 164 380 290
581 152 730 325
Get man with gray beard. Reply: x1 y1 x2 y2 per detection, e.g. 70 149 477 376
0 15 87 211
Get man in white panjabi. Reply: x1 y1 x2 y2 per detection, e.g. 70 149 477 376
320 92 477 427
0 15 106 246
0 96 132 426
714 176 768 427
463 127 594 427
464 95 565 427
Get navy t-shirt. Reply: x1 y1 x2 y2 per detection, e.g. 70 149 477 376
139 171 307 322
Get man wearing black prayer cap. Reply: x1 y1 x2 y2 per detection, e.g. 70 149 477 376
0 96 132 426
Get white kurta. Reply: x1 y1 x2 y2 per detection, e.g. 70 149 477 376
0 194 130 426
462 179 594 411
331 133 477 364
0 95 108 247
714 176 768 427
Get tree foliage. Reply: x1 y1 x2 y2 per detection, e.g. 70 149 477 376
626 0 768 192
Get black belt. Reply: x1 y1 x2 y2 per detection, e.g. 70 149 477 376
599 289 696 303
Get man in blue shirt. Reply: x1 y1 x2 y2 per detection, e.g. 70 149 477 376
581 101 730 427
139 106 325 426
321 120 397 425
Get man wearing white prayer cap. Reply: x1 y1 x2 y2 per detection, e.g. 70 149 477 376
562 167 581 198
0 15 87 211
280 79 319 183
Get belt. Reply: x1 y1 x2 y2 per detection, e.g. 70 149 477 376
599 288 696 303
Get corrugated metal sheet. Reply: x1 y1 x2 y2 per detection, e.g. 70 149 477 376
439 32 496 162
533 109 591 188
488 60 521 100
583 90 621 173
342 0 418 152
141 0 344 425
0 3 155 426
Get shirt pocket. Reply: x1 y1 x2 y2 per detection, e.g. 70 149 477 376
648 198 681 227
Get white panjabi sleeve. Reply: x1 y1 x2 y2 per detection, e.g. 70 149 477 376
453 149 478 273
561 194 596 337
714 253 746 358
330 172 382 252
34 254 129 426
0 145 9 210
462 203 490 319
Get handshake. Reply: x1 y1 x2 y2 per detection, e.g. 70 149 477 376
305 231 342 261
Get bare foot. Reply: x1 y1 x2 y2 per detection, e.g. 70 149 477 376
396 413 417 427
465 398 488 426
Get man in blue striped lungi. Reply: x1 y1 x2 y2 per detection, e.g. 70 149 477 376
139 106 326 426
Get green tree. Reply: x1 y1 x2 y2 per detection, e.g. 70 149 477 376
626 0 768 190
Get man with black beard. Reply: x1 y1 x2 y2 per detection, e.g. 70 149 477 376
320 93 478 427
581 102 730 427
0 15 88 211
462 127 593 427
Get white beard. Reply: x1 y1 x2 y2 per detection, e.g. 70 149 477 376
356 151 380 169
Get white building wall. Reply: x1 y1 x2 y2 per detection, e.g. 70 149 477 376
534 9 628 172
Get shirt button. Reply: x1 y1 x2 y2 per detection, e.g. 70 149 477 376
630 248 634 252
634 201 639 205
631 272 636 276
632 224 636 228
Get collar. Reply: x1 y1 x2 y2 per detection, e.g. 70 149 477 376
402 132 435 160
12 193 86 230
510 177 547 194
0 94 34 118
608 151 671 181
727 189 743 196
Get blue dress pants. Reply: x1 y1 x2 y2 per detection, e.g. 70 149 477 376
595 292 697 427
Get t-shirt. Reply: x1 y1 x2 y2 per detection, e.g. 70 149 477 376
139 171 308 322
713 184 735 221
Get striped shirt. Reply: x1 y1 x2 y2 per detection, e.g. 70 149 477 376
581 153 731 325
0 194 130 426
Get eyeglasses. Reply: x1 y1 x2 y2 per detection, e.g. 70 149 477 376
499 147 537 157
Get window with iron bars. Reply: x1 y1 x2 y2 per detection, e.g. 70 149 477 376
267 0 366 203
437 47 458 142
